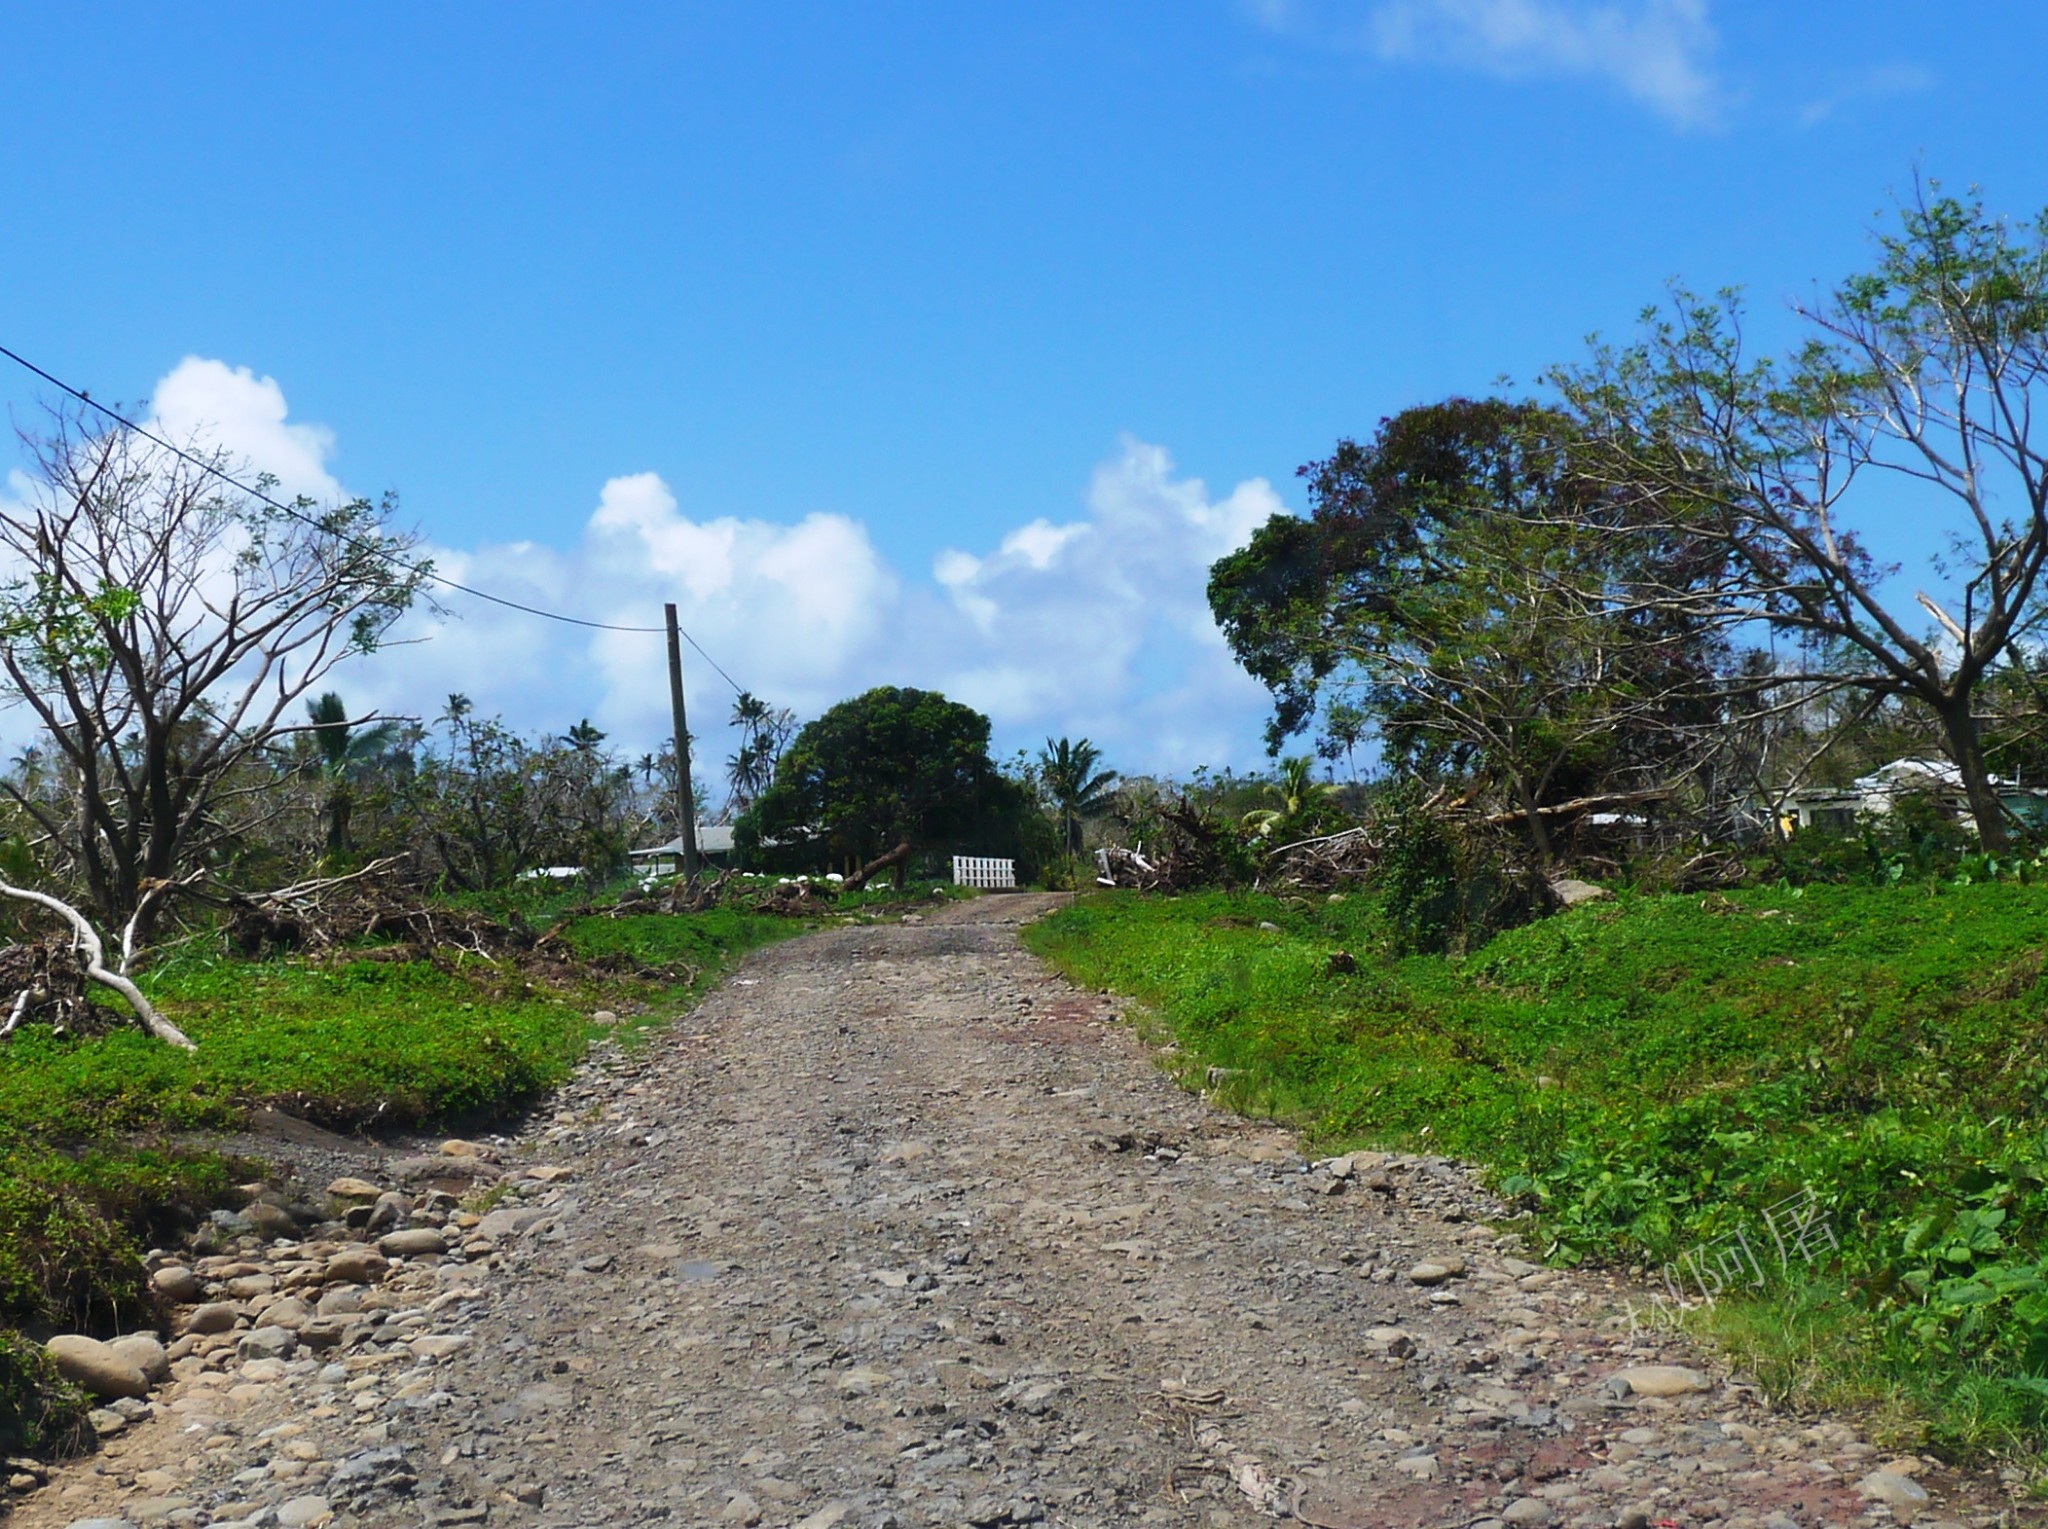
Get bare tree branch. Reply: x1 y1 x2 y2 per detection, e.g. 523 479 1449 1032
0 877 194 1048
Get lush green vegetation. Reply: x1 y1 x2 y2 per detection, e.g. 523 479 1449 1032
737 686 1056 880
1027 883 2048 1460
0 906 799 1451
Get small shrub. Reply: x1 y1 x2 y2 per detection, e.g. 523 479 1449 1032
0 1328 87 1456
1375 786 1548 955
1377 789 1459 954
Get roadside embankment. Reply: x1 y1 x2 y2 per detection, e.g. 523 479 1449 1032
1026 884 2048 1464
0 907 800 1459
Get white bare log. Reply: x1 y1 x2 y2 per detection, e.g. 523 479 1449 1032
0 878 196 1049
119 873 203 978
248 855 410 910
1267 825 1375 858
0 986 33 1040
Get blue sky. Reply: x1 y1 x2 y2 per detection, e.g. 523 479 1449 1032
3 2 2044 777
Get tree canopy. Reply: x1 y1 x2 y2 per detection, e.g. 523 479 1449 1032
1209 398 1729 859
737 687 1032 874
1550 188 2048 849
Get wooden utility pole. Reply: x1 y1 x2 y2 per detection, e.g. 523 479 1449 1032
664 603 700 887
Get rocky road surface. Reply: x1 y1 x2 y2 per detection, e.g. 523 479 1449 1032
10 894 2038 1529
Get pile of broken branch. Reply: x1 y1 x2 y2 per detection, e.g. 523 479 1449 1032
1261 824 1385 891
0 873 195 1047
1092 807 1385 895
1092 799 1255 892
211 858 539 963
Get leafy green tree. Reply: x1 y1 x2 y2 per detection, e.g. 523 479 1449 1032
737 687 1025 883
392 708 634 890
405 710 541 890
1550 187 2048 851
1209 399 1727 862
1037 737 1118 864
305 691 400 860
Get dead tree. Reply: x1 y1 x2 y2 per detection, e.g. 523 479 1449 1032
0 404 430 946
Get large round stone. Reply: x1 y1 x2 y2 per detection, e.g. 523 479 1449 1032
103 1333 170 1384
44 1334 150 1400
326 1247 390 1284
180 1302 242 1336
376 1227 448 1258
150 1265 203 1303
1613 1364 1711 1397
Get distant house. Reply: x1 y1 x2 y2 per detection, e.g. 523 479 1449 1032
630 825 737 876
516 865 585 882
1779 759 2048 835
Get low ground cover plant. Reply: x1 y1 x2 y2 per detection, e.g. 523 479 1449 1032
1026 882 2048 1461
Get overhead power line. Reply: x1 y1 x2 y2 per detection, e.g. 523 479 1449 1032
0 341 747 697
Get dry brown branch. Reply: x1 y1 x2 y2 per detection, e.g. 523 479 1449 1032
211 857 540 962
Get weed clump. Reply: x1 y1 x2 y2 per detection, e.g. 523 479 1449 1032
1375 786 1547 955
0 1328 87 1456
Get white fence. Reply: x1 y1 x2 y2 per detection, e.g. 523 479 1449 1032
952 855 1017 890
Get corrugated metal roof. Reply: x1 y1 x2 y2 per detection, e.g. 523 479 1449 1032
631 826 735 856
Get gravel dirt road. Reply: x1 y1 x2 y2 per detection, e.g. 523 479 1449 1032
13 894 2035 1529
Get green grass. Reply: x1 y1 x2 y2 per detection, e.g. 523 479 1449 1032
0 904 799 1450
1026 883 2048 1464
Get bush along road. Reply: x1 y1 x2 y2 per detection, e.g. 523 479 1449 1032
9 895 2037 1529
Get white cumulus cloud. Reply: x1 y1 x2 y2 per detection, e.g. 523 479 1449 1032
924 438 1283 764
148 357 344 502
5 360 1294 779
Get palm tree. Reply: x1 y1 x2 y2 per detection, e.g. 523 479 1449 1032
724 741 770 815
1242 755 1336 841
723 692 795 819
307 692 400 858
636 753 658 787
562 719 607 754
1038 737 1118 866
8 744 48 796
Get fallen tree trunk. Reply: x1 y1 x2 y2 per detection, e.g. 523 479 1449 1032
1475 788 1672 826
0 877 195 1049
842 841 913 893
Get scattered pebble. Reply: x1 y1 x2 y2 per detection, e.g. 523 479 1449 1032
6 896 2015 1529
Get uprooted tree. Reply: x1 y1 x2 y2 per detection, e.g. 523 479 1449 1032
0 403 429 1033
